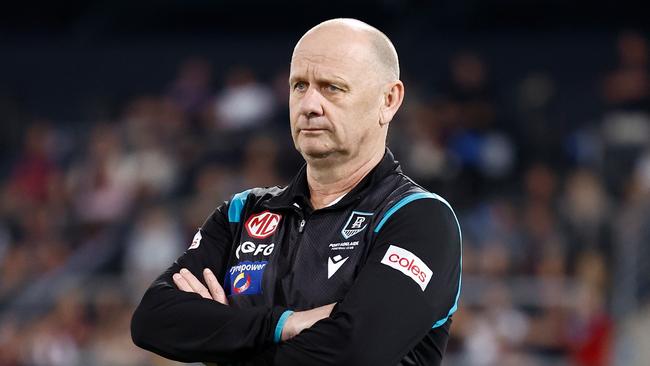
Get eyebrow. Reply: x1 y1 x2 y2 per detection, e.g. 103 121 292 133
289 73 350 88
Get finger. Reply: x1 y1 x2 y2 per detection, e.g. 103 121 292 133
180 268 213 299
314 303 336 316
204 268 228 305
173 273 193 292
324 302 336 315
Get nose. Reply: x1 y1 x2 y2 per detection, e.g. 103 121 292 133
298 86 324 118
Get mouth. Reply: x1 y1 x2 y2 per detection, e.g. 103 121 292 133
299 128 328 134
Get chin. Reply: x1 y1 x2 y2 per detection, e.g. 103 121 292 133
301 149 332 160
298 144 336 160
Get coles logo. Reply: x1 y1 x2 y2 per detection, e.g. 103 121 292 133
245 211 282 239
381 245 433 291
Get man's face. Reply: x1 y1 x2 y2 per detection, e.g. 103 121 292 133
289 30 384 161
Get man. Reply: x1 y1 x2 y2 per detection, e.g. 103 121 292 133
131 18 462 366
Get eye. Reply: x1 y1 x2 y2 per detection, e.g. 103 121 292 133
326 84 342 93
293 81 308 92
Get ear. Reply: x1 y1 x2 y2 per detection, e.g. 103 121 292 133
379 80 405 126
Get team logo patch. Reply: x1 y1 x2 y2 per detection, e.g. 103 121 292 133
381 245 433 291
327 255 349 279
188 230 202 250
245 211 282 239
226 261 267 295
341 211 373 239
235 241 275 259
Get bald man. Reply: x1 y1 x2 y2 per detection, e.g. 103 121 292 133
131 19 462 366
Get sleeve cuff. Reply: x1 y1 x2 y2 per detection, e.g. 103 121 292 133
273 310 294 343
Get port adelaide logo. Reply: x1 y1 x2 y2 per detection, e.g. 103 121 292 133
341 211 373 239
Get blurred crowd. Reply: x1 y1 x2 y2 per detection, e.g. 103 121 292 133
1 30 650 366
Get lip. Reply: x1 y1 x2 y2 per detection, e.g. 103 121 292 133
300 128 327 133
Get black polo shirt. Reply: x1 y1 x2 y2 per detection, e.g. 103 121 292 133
131 148 462 366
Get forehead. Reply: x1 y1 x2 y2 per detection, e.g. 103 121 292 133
290 35 374 81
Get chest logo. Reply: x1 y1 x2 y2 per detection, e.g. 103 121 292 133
235 241 275 259
341 211 373 239
328 255 349 279
245 211 282 239
226 261 268 295
233 272 251 294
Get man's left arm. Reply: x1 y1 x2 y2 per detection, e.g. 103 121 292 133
267 195 462 366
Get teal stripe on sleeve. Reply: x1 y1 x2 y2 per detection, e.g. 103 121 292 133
374 192 435 233
373 191 463 329
430 193 462 328
228 189 251 223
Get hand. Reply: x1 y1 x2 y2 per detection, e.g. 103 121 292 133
173 268 229 305
281 303 336 341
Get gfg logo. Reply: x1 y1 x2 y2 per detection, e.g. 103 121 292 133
235 241 275 259
381 245 433 291
245 211 282 239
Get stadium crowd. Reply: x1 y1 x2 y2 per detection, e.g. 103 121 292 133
1 30 650 365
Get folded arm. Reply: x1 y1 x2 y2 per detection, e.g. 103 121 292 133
130 202 289 363
265 196 462 366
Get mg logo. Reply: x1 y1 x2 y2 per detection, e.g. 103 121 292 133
245 211 282 239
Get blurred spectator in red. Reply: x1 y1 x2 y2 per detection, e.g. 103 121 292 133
603 31 649 111
7 122 61 206
567 252 613 366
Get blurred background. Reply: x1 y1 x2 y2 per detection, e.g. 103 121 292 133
1 1 650 365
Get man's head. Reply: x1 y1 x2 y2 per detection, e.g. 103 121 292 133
289 18 404 166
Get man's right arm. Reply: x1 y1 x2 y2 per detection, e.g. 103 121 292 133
130 202 288 364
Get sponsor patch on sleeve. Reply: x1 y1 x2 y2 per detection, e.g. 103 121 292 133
381 245 433 291
188 230 202 250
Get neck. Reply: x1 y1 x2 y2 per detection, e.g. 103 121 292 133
306 148 384 210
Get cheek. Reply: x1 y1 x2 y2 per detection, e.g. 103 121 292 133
288 101 300 130
349 98 380 131
288 97 298 120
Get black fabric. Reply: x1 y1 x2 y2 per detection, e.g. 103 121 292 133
131 148 462 365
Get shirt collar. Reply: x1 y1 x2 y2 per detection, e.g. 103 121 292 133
264 147 401 211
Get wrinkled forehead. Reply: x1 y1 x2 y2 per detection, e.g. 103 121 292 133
290 37 375 81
